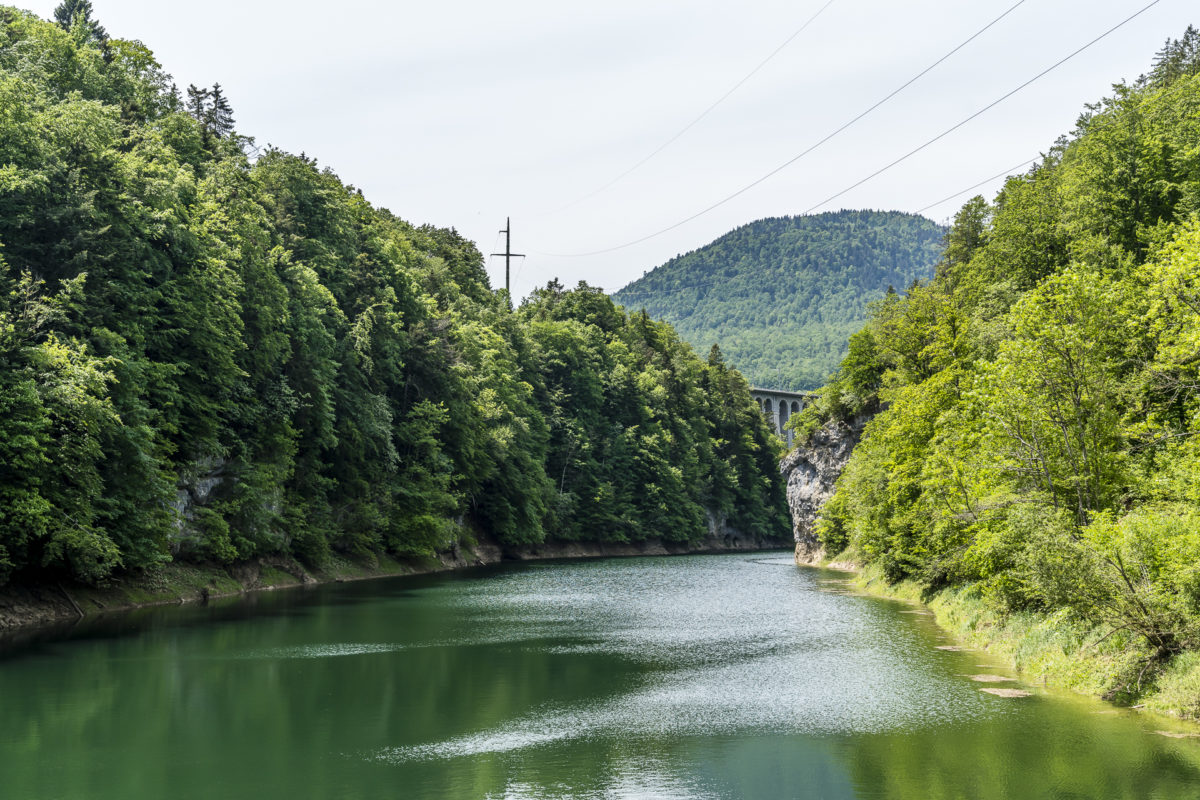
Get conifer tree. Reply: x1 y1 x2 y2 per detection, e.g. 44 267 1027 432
52 0 107 44
185 84 209 120
185 83 236 141
1148 26 1200 88
206 83 236 138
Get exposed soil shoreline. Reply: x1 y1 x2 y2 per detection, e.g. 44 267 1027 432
0 535 790 637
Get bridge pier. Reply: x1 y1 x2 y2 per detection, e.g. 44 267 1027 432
749 388 814 448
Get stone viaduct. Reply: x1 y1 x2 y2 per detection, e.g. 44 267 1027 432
750 387 815 447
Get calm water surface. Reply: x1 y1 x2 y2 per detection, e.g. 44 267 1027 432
2 553 1199 799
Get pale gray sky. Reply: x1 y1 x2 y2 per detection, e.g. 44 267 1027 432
18 0 1198 299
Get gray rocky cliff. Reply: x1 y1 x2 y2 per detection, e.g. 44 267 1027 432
780 414 870 564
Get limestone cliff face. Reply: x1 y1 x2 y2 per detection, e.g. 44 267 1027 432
780 414 870 564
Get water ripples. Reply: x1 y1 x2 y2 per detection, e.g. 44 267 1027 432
372 556 995 764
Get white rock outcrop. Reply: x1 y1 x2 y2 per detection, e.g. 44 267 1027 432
780 415 870 564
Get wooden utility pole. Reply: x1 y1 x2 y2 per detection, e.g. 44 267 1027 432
490 217 525 300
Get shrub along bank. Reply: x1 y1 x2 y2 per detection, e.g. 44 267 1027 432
793 29 1200 717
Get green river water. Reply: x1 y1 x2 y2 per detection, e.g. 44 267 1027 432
2 553 1200 799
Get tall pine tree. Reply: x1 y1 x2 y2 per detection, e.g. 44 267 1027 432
185 83 236 141
52 0 107 44
206 83 235 138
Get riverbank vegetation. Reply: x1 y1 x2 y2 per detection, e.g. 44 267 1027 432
798 28 1200 716
0 4 788 590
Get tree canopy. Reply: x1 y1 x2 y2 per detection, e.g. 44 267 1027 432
0 6 789 586
803 29 1200 700
612 210 945 391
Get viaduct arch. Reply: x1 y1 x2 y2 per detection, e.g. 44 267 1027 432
749 387 815 447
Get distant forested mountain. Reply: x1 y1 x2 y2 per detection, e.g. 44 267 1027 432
612 211 945 390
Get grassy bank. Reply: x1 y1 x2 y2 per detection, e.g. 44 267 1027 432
823 554 1200 723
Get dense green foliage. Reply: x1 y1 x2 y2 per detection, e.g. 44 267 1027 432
810 27 1200 697
0 6 788 586
612 210 945 391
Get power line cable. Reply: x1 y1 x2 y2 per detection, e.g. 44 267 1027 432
615 150 1091 300
618 53 1195 301
800 0 1164 215
485 229 505 276
616 165 1027 301
616 274 724 299
549 0 839 214
618 279 716 295
912 61 1200 217
540 0 1160 258
537 0 1029 256
511 253 529 296
618 157 1036 300
915 156 1039 215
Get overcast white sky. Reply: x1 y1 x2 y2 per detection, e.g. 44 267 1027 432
18 0 1198 299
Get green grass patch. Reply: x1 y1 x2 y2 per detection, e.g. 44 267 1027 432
258 566 301 586
842 565 1164 708
1147 651 1200 721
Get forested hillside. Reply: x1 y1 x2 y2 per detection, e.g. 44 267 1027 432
799 28 1200 710
0 4 788 588
612 211 945 390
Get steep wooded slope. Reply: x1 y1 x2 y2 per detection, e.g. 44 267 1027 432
796 27 1200 714
612 210 945 390
0 5 789 587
